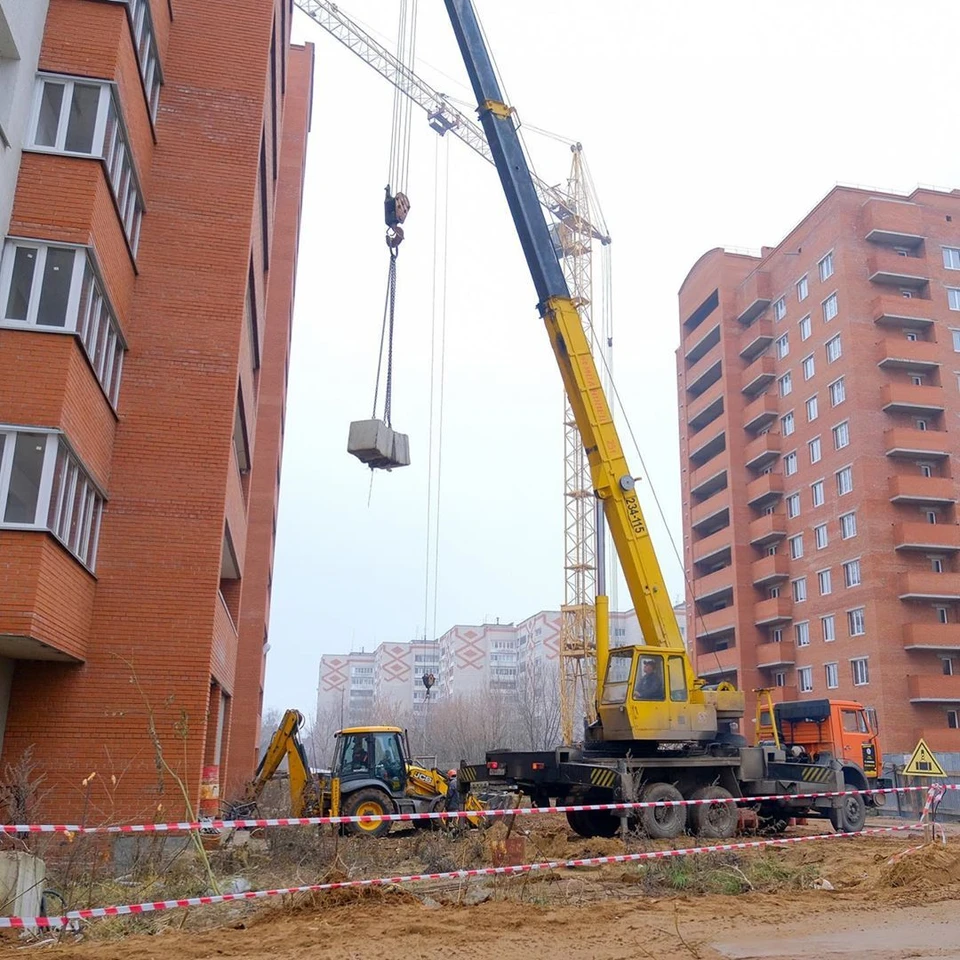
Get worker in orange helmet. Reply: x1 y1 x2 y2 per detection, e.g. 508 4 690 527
445 768 461 815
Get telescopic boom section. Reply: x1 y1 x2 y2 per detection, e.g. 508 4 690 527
443 0 683 653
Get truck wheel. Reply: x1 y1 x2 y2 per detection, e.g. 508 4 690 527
829 792 866 833
639 783 687 839
689 786 738 839
343 788 393 838
565 808 619 838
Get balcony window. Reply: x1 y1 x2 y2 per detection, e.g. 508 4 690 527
799 315 811 341
802 354 815 380
843 559 862 588
818 569 832 595
818 252 834 283
848 607 865 637
778 372 793 397
808 436 821 464
122 0 163 121
839 511 857 539
792 577 807 602
789 534 804 560
806 395 819 422
826 334 842 363
781 411 795 436
776 333 789 359
0 240 125 406
811 480 825 507
822 614 836 641
836 466 853 496
815 524 828 550
798 666 813 692
829 377 845 406
832 420 850 450
786 492 800 518
795 621 810 647
773 296 786 321
851 657 869 686
0 428 103 570
775 671 787 687
825 662 839 689
784 452 798 476
948 288 960 311
796 276 808 302
943 248 960 271
823 293 838 322
29 75 144 254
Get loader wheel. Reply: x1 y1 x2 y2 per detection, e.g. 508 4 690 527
343 789 393 838
639 783 687 840
565 808 619 839
829 792 866 834
688 786 738 839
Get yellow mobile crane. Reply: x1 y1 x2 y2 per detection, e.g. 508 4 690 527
441 0 869 838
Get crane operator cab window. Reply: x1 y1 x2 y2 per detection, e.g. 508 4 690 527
633 656 665 701
601 649 634 704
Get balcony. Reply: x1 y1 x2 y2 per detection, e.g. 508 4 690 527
894 522 960 552
915 728 960 752
689 427 726 467
697 644 739 678
754 597 793 626
862 197 924 247
889 475 957 505
735 270 772 325
884 427 951 458
880 382 945 413
907 674 960 703
742 392 779 433
751 554 790 586
871 294 935 329
687 347 722 397
898 572 960 601
867 250 930 288
765 685 799 703
756 640 796 669
744 432 781 469
694 606 736 640
685 322 721 365
749 513 787 546
746 472 784 508
692 566 734 604
876 338 940 371
689 463 727 500
741 355 777 396
692 528 732 566
691 489 730 532
903 623 960 652
688 387 724 433
739 316 774 360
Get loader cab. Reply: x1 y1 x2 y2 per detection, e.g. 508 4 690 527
333 726 408 795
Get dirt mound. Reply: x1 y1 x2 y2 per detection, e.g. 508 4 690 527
874 842 960 891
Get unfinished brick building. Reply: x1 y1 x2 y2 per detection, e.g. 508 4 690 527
0 0 312 822
677 185 960 755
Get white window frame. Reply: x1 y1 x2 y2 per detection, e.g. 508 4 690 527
815 524 828 550
784 451 798 476
789 534 804 560
795 620 810 647
843 559 862 588
826 334 842 363
776 333 789 360
27 77 113 156
851 657 869 686
811 479 825 508
786 492 801 519
832 420 850 450
806 395 819 422
818 568 832 596
796 275 808 302
823 292 838 322
822 614 836 642
840 511 857 540
773 296 786 321
818 252 834 283
848 607 866 637
825 662 839 689
799 315 812 341
798 666 813 693
778 372 793 397
781 411 795 437
829 377 846 407
802 354 815 380
808 436 822 464
950 329 960 353
948 288 960 312
837 466 853 496
944 247 960 271
792 577 807 602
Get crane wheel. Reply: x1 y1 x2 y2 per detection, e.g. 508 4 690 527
829 791 866 834
565 808 619 839
343 789 393 838
688 786 738 839
639 783 687 839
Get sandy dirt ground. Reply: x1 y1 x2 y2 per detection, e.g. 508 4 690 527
3 824 959 959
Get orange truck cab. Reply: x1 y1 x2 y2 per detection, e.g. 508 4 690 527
756 694 887 802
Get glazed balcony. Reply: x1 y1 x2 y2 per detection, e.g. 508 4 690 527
888 475 957 504
753 597 793 626
880 383 945 413
746 472 784 508
751 554 790 586
692 528 732 566
687 346 723 397
735 270 772 325
738 316 774 360
685 322 721 366
694 606 737 640
898 572 960 601
688 387 724 433
862 197 924 247
744 432 781 469
876 338 940 371
749 513 787 546
742 392 779 433
691 489 731 532
907 674 960 703
692 566 735 604
902 624 960 652
741 355 777 396
867 249 929 288
755 640 796 669
893 522 960 552
884 428 950 459
871 295 935 329
689 463 727 500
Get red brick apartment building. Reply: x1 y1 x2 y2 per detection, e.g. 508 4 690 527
677 186 960 755
0 0 313 822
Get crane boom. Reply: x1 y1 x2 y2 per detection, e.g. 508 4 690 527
294 1 610 244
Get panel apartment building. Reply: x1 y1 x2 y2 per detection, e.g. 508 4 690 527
677 185 960 754
0 0 313 821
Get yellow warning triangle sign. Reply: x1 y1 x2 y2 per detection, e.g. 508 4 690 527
903 738 946 778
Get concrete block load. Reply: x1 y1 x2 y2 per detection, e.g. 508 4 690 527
348 419 410 471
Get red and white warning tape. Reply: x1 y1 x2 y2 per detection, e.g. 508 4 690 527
0 820 935 929
1 783 953 835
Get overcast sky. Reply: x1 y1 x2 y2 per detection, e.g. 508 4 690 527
265 0 959 715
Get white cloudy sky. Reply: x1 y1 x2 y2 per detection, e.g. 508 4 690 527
266 0 959 714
